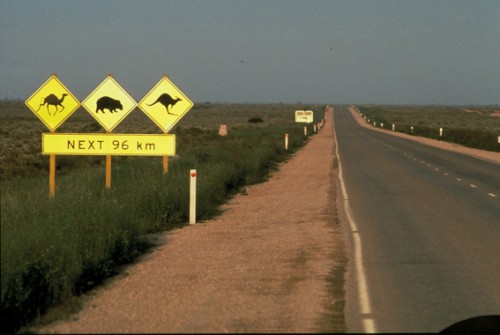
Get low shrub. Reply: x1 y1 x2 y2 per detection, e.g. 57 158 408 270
248 117 264 123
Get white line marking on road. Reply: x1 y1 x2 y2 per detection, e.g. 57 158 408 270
444 173 448 176
488 193 497 198
334 125 376 333
456 178 462 181
470 184 477 188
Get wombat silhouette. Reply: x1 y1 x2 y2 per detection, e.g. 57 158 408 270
96 96 123 114
37 93 68 115
147 93 181 115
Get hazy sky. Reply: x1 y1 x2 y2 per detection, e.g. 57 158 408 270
1 0 499 104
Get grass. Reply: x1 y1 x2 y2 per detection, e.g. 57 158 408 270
356 105 500 152
0 100 325 333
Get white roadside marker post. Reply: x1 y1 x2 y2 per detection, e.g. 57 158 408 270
304 126 307 136
285 133 289 150
440 128 443 137
190 169 197 225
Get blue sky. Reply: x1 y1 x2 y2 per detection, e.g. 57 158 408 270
1 0 499 104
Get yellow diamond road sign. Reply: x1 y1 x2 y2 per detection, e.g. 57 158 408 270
138 76 194 132
25 74 80 131
82 76 137 132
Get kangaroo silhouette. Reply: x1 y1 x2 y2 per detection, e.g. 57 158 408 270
147 93 181 115
37 93 68 115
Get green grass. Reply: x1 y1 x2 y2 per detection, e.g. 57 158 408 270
357 105 500 152
0 101 326 333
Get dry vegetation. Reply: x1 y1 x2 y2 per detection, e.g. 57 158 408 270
0 100 318 179
358 105 500 152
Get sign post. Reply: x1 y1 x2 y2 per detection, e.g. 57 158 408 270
28 74 189 196
163 156 169 174
49 152 56 198
138 75 194 174
190 170 197 224
82 75 137 188
25 74 80 198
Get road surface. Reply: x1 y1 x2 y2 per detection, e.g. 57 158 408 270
334 105 500 332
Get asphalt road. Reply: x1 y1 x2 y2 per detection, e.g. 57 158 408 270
333 106 500 333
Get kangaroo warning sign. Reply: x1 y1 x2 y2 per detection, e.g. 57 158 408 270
138 76 194 132
25 74 80 131
82 75 137 132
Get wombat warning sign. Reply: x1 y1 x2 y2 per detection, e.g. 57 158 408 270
82 75 137 132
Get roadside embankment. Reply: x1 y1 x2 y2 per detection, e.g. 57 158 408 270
348 106 500 164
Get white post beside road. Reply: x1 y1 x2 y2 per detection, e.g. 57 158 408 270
440 128 443 137
285 133 289 150
189 169 197 225
304 126 307 136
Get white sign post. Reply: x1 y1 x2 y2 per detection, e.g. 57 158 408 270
189 170 197 224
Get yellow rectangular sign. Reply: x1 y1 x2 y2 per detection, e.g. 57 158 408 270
42 133 176 156
295 110 314 123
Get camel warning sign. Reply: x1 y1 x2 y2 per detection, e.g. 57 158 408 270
25 74 80 131
82 75 137 132
138 76 194 132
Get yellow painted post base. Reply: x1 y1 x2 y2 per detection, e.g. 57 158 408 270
163 156 169 174
49 154 56 199
106 155 111 189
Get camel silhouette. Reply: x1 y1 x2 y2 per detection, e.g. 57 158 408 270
37 93 68 115
147 93 181 115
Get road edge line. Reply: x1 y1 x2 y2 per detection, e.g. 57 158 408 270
333 108 376 333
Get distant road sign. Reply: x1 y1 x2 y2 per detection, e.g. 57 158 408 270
42 133 176 156
295 110 314 123
25 74 80 131
138 76 194 132
82 75 137 132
